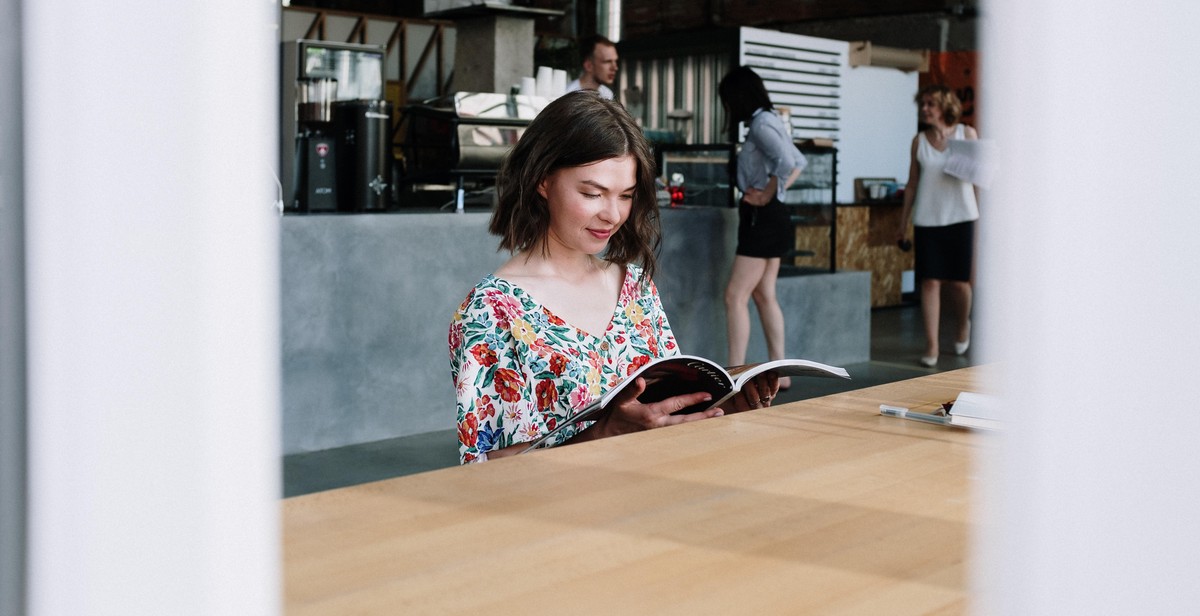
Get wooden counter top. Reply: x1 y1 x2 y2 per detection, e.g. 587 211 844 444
284 367 991 614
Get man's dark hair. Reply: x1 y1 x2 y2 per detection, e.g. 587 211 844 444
578 34 616 64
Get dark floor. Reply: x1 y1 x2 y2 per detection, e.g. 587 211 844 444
283 302 977 497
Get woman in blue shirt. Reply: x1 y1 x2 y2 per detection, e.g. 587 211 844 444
718 67 807 383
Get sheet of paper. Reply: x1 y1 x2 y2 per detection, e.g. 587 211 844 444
943 138 996 189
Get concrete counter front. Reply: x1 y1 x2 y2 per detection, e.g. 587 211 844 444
281 208 869 454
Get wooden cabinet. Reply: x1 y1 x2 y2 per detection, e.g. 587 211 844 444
834 201 915 307
786 148 914 306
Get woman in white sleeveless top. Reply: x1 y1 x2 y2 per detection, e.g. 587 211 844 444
896 85 979 368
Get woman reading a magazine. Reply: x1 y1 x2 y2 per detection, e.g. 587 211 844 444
449 91 779 464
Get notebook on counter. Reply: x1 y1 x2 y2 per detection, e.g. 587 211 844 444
945 391 1001 430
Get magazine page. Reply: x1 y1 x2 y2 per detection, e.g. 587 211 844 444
607 355 733 414
726 358 850 390
523 400 604 452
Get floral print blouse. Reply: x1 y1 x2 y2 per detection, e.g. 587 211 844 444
449 264 678 464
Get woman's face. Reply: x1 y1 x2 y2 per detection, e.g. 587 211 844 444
919 95 944 125
537 155 636 257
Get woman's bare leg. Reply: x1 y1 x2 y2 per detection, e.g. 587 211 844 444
751 257 789 387
725 255 768 366
947 280 973 344
920 278 942 359
751 257 785 361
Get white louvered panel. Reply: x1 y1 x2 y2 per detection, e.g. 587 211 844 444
740 28 846 145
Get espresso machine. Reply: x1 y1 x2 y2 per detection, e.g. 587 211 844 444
281 40 388 213
291 77 338 212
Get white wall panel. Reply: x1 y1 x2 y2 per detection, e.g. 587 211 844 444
23 1 281 614
977 1 1200 614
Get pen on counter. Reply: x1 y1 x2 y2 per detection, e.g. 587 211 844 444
879 404 951 426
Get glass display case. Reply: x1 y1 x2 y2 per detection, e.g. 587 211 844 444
784 145 837 274
656 144 735 208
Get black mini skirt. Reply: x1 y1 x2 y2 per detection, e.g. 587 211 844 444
735 197 793 259
914 220 975 282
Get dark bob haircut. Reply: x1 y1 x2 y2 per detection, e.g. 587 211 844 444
718 66 773 126
489 90 661 282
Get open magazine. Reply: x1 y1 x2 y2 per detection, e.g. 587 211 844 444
522 355 850 453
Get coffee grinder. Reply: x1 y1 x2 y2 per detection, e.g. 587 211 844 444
332 99 393 212
291 77 338 212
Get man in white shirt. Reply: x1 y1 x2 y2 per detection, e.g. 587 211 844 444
565 34 617 100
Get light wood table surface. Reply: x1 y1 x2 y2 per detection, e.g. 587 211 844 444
284 366 992 615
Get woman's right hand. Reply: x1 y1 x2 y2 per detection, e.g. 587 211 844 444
587 377 723 439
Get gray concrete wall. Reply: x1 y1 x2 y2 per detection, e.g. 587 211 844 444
281 208 869 454
451 16 533 94
281 213 505 453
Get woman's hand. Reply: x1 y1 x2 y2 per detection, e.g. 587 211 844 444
581 377 724 441
742 175 779 206
716 371 780 414
742 187 772 206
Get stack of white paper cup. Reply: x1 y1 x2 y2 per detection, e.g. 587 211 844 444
520 77 537 97
535 66 553 98
552 69 568 98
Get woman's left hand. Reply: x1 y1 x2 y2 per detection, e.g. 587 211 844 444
743 175 779 206
717 371 780 414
